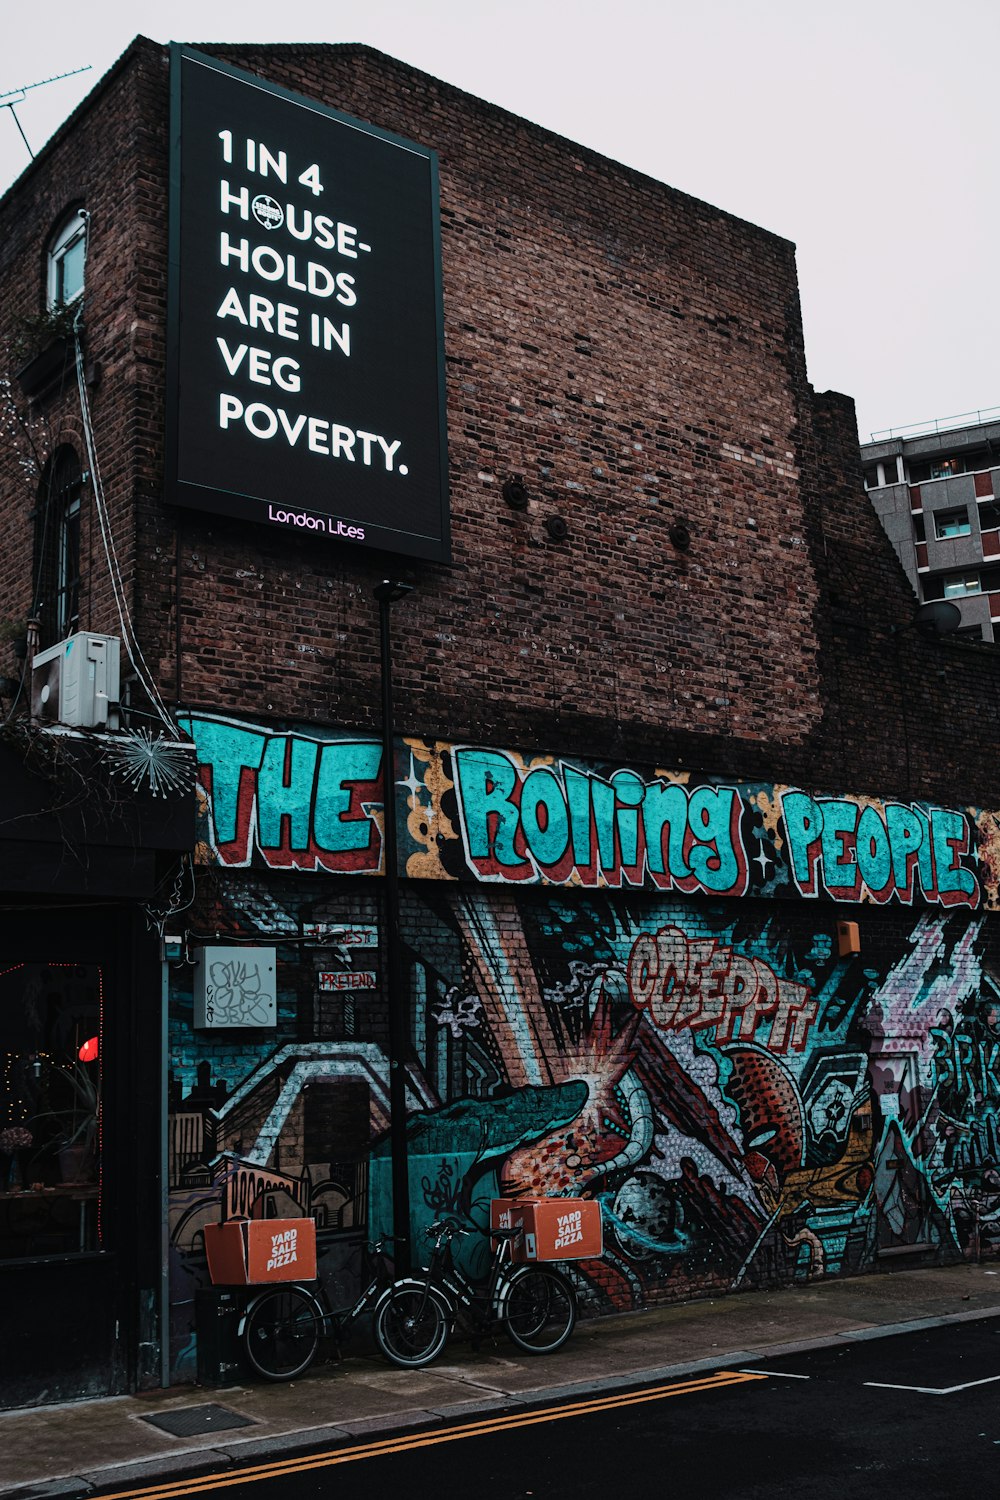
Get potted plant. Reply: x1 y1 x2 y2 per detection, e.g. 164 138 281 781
0 618 28 662
32 1060 100 1183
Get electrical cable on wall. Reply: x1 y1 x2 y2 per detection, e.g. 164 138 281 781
0 376 54 729
4 209 182 743
142 852 196 938
67 208 180 737
73 315 179 739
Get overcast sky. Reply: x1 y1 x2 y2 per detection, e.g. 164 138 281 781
2 0 996 443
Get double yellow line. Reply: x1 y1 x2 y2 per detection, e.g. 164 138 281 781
97 1371 765 1499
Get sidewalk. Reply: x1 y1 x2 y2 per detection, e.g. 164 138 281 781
5 1262 1000 1499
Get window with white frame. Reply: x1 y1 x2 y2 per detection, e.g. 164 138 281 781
934 507 971 539
943 573 981 597
47 210 87 310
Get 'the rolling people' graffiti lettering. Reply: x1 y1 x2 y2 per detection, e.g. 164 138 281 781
175 715 988 908
452 748 750 896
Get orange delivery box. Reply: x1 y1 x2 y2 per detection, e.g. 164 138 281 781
490 1197 603 1262
204 1216 317 1285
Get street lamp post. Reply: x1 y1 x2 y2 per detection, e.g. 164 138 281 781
374 579 414 1275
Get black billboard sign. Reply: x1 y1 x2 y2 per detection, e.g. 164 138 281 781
166 46 450 563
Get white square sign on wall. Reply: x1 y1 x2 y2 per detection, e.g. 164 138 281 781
193 946 277 1029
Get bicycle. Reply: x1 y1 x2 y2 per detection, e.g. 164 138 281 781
373 1217 577 1368
238 1236 448 1381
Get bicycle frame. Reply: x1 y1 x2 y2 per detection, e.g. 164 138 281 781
238 1237 395 1350
416 1222 524 1338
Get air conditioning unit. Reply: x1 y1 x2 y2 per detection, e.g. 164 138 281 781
31 632 121 729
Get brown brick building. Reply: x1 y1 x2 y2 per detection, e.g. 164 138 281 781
1 38 999 1408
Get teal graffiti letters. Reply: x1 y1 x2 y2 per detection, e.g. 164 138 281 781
452 748 532 879
780 789 978 908
453 747 749 895
179 714 382 872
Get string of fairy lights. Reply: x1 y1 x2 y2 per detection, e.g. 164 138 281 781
0 962 102 1138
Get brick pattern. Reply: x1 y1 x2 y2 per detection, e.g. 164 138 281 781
3 42 1000 1370
168 43 822 757
6 40 995 805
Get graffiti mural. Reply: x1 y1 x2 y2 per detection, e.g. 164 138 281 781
177 714 1000 909
166 866 1000 1378
160 715 1000 1379
385 893 997 1301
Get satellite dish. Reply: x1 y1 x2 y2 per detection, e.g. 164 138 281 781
914 600 962 638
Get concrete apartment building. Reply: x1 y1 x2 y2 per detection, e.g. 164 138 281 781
862 412 1000 641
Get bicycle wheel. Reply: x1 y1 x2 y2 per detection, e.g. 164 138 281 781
502 1264 576 1354
242 1284 320 1381
373 1279 451 1368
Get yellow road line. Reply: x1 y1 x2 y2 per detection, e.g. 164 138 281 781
97 1370 766 1500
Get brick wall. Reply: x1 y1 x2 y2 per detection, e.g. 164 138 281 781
5 39 993 807
165 43 825 759
4 41 994 1371
0 42 169 658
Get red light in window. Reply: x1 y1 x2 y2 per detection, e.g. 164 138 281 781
78 1036 99 1063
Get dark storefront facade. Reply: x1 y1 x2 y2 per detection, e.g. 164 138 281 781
0 733 193 1407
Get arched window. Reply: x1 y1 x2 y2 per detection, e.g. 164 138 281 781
34 447 83 646
47 210 87 311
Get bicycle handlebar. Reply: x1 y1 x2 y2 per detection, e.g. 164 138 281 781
369 1233 406 1247
424 1218 525 1249
425 1219 472 1244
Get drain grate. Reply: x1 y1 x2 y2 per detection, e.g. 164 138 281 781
141 1403 258 1438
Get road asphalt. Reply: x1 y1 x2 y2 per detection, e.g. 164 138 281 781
4 1261 1000 1499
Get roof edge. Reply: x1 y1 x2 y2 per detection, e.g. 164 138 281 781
2 36 796 255
0 35 163 210
208 40 797 253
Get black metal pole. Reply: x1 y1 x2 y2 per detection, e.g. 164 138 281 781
375 580 413 1274
7 105 34 160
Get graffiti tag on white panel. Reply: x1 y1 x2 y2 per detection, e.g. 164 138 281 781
194 945 277 1028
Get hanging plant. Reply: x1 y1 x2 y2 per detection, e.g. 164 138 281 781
12 304 80 363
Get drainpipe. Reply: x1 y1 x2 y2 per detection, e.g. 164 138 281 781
374 580 414 1275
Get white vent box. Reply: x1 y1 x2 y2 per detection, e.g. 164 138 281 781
194 946 277 1029
31 632 121 729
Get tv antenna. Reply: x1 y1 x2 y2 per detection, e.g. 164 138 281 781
0 65 92 160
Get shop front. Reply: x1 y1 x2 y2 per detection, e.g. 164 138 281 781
0 729 194 1409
